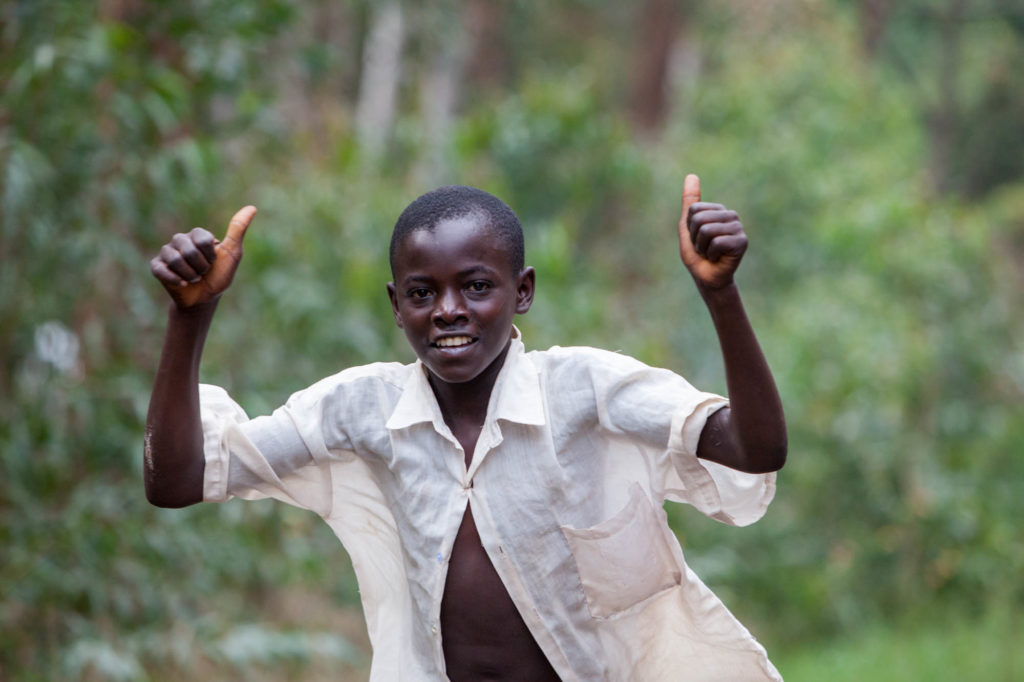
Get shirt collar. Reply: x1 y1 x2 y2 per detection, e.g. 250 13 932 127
385 326 545 431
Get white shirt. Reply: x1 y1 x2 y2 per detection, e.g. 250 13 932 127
200 331 781 681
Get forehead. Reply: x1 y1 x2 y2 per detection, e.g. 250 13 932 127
393 214 511 278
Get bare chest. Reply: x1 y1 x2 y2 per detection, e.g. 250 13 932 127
438 424 559 681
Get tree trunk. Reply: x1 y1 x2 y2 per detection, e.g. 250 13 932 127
629 0 683 136
927 0 967 193
464 0 508 90
858 0 895 57
356 1 405 158
415 7 467 185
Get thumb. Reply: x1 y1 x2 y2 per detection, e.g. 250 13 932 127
219 205 257 259
678 174 701 262
681 174 701 219
172 205 258 307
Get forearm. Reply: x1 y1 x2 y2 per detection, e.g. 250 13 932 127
696 283 787 473
144 300 218 507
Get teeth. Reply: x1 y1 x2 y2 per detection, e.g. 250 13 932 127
436 336 473 348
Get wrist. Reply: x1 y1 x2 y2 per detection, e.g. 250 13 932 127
696 280 740 307
169 298 219 318
167 299 219 336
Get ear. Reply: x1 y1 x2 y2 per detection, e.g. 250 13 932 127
515 267 536 315
386 282 404 328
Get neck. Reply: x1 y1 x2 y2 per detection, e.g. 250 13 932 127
428 339 512 429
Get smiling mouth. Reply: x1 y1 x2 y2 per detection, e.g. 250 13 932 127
433 335 476 348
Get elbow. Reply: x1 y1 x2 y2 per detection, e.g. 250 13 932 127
756 439 788 473
146 489 202 509
763 443 787 473
144 481 169 508
739 437 787 474
143 459 204 509
145 489 191 509
773 427 789 470
145 493 173 508
746 419 788 473
145 482 199 509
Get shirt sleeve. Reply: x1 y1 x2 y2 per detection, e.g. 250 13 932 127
665 396 776 527
588 349 776 527
199 383 336 517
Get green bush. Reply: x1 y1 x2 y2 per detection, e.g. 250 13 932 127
3 1 1022 677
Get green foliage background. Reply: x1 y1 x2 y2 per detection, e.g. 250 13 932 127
2 1 1023 679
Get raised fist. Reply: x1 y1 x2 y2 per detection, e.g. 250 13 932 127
678 175 748 291
150 206 257 308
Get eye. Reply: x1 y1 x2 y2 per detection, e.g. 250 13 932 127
407 287 432 299
467 281 491 293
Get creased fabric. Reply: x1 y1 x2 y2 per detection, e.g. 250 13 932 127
199 331 781 681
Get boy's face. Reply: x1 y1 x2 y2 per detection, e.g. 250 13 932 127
387 213 534 386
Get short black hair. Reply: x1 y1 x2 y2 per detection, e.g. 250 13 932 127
389 185 524 277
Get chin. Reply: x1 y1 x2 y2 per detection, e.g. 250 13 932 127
425 363 485 385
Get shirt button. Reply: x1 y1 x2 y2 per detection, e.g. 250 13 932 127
431 625 438 635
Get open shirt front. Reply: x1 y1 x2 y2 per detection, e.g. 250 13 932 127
199 330 781 681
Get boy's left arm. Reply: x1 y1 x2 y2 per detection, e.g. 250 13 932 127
678 174 787 474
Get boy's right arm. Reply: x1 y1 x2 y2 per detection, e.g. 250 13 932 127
144 206 256 508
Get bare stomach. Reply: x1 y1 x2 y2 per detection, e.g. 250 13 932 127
440 506 561 681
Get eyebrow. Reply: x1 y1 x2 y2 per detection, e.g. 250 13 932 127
456 265 498 278
401 265 498 286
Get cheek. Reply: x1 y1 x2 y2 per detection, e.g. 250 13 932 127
405 304 440 332
478 305 518 340
475 298 512 320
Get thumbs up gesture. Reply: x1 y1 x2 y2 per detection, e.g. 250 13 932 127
677 175 748 291
150 206 257 308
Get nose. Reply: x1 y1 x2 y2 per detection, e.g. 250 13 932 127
433 288 467 327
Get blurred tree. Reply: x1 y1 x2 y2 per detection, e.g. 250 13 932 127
629 0 686 135
852 0 1024 196
0 0 307 676
857 0 895 55
464 0 509 91
927 0 967 193
2 1 1023 679
355 0 404 158
413 1 468 184
658 3 1024 645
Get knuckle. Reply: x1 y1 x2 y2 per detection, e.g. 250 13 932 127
179 242 200 260
189 227 213 243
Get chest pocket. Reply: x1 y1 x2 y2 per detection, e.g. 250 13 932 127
561 483 682 620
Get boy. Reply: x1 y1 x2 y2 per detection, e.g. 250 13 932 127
146 176 787 680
